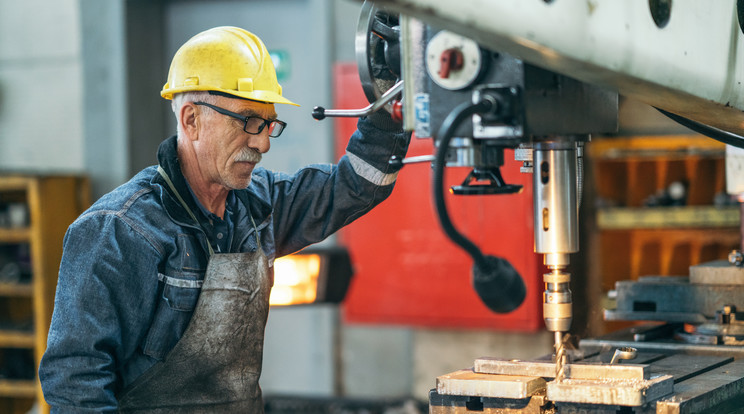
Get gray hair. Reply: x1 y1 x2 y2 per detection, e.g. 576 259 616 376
171 91 218 137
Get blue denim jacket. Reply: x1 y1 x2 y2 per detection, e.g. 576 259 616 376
39 116 409 413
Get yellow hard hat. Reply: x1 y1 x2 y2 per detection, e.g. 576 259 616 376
161 26 298 106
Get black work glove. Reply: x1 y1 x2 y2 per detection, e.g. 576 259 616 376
367 109 402 132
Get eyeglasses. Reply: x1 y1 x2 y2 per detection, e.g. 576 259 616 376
193 101 287 138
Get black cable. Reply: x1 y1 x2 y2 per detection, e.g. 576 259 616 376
655 107 744 149
432 98 526 314
432 100 493 271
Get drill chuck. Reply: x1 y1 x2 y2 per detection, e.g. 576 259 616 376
543 269 572 332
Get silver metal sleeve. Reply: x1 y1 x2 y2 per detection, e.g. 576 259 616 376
533 144 579 260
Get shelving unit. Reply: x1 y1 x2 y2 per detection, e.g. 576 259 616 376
583 135 740 335
0 174 89 414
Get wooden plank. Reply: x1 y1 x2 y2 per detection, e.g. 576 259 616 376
0 283 33 297
0 330 34 348
0 228 31 243
597 206 740 229
589 135 725 160
0 177 31 193
0 379 36 398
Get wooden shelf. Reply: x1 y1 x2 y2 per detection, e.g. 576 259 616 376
0 330 35 348
586 135 740 338
0 228 31 243
0 379 36 398
0 174 91 414
597 206 740 230
0 176 34 193
589 135 726 160
0 283 32 297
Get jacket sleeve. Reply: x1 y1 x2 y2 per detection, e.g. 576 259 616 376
38 212 161 413
269 113 411 257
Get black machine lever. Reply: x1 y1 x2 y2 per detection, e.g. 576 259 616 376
312 80 403 120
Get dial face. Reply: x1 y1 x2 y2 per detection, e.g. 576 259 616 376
425 30 484 90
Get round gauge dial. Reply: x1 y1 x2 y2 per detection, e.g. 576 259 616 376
425 30 485 90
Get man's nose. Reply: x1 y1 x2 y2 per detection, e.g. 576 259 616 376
249 132 271 154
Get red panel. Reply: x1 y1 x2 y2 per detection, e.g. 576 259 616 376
333 63 544 331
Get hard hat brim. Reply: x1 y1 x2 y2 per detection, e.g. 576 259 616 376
161 85 300 107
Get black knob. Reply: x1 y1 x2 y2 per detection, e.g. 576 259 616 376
312 106 326 120
388 155 403 168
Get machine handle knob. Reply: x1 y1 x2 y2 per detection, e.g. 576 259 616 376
312 106 326 120
439 48 464 79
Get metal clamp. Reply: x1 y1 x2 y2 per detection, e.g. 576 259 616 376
610 347 637 364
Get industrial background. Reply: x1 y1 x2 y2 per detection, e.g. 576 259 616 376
0 0 740 413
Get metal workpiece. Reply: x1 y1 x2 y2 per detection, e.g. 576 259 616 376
474 357 651 381
547 374 674 407
436 369 546 399
451 353 744 411
471 356 675 407
437 332 744 411
690 260 744 285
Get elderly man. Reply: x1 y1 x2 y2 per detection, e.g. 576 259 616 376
39 26 409 413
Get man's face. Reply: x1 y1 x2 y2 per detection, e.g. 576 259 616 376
194 97 277 190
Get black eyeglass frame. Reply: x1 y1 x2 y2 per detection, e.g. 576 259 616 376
193 101 287 138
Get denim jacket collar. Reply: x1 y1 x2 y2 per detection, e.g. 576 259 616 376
153 135 272 231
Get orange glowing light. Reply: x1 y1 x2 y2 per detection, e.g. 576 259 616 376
269 254 322 306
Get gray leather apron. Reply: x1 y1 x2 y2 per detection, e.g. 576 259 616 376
118 167 271 413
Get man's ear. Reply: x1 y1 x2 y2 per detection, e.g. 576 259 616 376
180 102 200 141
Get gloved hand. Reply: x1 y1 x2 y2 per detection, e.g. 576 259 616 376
367 109 402 132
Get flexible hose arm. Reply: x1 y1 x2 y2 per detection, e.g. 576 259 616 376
432 99 526 313
432 100 493 270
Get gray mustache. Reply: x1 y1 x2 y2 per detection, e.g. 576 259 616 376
234 148 262 163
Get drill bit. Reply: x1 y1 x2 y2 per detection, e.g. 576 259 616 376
554 331 566 382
